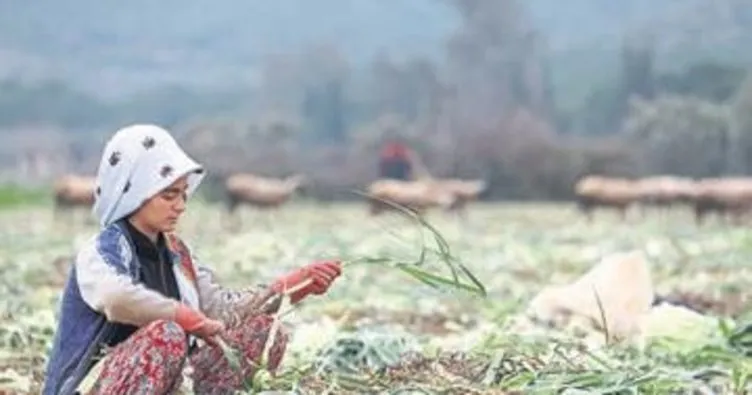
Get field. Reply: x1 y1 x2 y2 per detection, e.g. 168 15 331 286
2 201 752 394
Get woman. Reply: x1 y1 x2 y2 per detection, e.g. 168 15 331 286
42 124 342 395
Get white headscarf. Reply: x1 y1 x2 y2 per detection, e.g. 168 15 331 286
92 124 205 228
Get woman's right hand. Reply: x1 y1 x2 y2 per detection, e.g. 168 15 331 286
174 303 225 345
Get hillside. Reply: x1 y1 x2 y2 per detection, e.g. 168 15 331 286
0 1 455 96
0 0 749 99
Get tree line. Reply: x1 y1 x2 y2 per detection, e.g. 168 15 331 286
1 0 751 200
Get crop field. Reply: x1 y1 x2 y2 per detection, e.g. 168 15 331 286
1 201 752 394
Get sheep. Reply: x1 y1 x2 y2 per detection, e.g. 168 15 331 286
634 176 698 216
692 177 752 225
365 179 458 216
224 173 305 212
573 175 640 221
691 178 725 224
222 173 306 229
435 178 487 216
52 174 96 223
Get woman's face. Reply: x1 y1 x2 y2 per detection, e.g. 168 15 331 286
132 175 189 235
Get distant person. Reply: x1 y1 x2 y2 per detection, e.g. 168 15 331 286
379 140 413 181
42 124 343 394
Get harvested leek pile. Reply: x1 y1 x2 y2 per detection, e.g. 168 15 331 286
1 203 752 394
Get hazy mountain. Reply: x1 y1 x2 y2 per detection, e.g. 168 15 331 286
0 0 748 98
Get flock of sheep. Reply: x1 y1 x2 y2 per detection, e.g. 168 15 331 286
575 175 752 224
51 170 752 226
51 171 489 223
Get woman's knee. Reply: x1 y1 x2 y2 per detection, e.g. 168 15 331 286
141 320 189 351
245 315 287 335
143 319 186 336
233 315 290 354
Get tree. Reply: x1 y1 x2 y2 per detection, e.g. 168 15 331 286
367 53 447 124
620 33 656 103
622 95 730 177
728 72 752 174
443 0 550 126
656 62 747 102
302 78 346 144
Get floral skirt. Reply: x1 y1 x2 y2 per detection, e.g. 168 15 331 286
83 314 288 395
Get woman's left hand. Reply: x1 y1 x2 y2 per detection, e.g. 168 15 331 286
306 260 342 294
272 260 342 303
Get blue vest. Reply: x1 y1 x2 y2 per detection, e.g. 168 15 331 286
42 220 188 395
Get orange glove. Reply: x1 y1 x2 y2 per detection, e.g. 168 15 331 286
271 260 342 304
174 303 225 346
